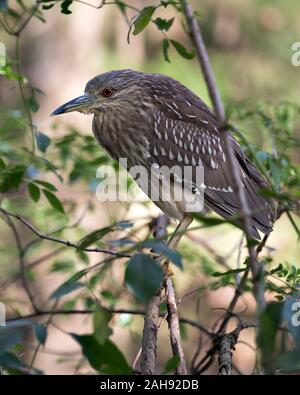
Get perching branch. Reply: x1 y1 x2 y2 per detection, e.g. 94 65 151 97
152 215 188 374
140 291 161 375
140 216 168 375
218 334 235 375
140 215 188 375
165 277 187 374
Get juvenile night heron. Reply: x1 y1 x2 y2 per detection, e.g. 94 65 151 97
52 69 276 246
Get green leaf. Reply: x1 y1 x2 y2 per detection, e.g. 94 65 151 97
101 290 117 305
257 302 283 373
50 259 74 273
43 190 64 213
246 238 260 248
162 355 180 374
75 249 90 264
133 6 156 35
6 8 21 21
35 132 51 152
72 335 132 374
154 17 174 31
61 0 72 14
0 352 25 371
162 39 170 63
0 158 5 170
93 305 112 345
42 2 55 10
170 39 195 59
115 0 126 15
161 0 178 7
125 253 163 304
34 324 47 346
79 221 132 249
28 95 39 113
0 164 25 193
27 182 40 203
50 281 84 299
34 179 57 191
79 226 115 249
141 240 183 270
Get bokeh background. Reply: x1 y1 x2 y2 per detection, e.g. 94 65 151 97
0 0 299 374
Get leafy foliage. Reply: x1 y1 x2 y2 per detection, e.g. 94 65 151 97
132 6 156 36
72 335 132 374
0 0 299 376
125 253 164 304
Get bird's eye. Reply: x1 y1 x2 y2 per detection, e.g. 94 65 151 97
102 87 114 97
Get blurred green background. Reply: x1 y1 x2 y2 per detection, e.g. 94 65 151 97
0 0 299 375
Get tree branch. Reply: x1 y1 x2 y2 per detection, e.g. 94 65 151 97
165 277 187 374
140 215 168 375
6 307 213 336
1 211 38 312
140 292 161 375
0 208 131 259
182 0 265 311
140 215 188 374
218 334 235 375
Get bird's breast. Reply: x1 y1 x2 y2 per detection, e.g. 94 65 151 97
92 113 151 168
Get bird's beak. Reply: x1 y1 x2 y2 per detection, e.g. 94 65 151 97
51 94 97 116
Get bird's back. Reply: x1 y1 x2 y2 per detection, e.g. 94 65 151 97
92 71 277 238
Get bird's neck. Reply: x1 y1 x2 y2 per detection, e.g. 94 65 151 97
92 109 150 168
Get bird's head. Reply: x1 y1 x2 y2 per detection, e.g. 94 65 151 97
51 69 144 116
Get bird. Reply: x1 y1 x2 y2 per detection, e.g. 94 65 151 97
52 69 277 245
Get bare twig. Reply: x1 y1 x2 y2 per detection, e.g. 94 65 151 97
218 334 235 375
140 292 161 375
0 208 131 258
0 201 94 290
29 301 58 372
1 211 38 312
153 215 188 374
165 278 187 374
14 1 42 36
7 307 213 336
217 234 269 334
141 214 188 374
194 320 256 375
181 1 225 120
139 215 170 375
154 215 188 375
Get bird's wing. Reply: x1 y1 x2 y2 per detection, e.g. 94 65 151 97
144 80 276 237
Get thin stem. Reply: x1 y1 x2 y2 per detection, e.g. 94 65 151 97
182 0 266 312
15 34 35 154
7 307 213 336
1 212 38 312
0 208 131 258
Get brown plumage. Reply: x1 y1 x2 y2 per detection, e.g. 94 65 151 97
52 69 277 238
